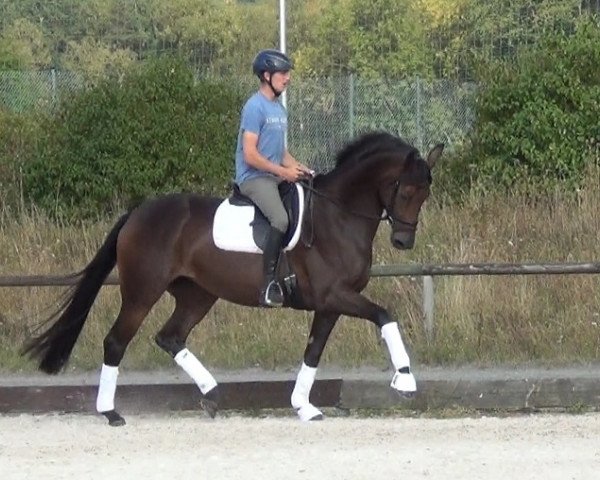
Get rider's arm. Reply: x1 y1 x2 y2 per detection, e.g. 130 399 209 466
243 131 298 181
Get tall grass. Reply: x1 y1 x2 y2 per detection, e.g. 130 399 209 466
2 170 600 373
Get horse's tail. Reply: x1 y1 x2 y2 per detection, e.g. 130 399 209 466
23 212 131 374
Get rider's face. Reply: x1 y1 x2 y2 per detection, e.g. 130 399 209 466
266 71 291 92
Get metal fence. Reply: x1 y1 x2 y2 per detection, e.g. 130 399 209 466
0 70 475 171
0 70 83 112
288 76 475 171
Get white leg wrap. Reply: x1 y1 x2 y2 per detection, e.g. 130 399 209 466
291 363 323 421
381 322 410 370
291 362 316 408
174 348 217 394
96 364 119 413
381 322 416 393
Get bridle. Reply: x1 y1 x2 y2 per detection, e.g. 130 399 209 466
299 177 418 247
380 180 420 231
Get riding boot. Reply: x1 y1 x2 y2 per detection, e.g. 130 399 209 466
260 227 285 307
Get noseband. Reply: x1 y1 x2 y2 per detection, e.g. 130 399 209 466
382 180 418 232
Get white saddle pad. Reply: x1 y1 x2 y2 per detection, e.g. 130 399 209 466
212 183 305 253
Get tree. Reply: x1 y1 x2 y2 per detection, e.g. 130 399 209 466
461 19 600 189
431 0 583 80
61 38 136 86
23 57 243 218
292 0 434 78
0 19 51 69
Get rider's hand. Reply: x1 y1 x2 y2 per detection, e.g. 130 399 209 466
298 167 315 178
279 166 306 182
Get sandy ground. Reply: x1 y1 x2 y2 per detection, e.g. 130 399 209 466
1 413 599 480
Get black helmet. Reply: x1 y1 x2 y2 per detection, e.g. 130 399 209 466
252 49 294 79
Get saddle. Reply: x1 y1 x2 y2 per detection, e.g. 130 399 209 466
212 181 305 254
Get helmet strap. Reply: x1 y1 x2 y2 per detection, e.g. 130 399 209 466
263 72 282 98
269 78 282 97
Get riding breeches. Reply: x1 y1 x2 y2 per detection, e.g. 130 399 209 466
238 175 289 233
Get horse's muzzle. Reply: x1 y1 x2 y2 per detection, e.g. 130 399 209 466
391 231 415 250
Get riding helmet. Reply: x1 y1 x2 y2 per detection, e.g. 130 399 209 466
252 49 294 78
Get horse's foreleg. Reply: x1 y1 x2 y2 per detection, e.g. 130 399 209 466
326 291 416 397
156 280 219 417
291 311 339 421
381 322 416 396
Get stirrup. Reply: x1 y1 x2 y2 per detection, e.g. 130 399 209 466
261 280 284 307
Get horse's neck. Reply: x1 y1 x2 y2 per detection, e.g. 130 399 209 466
321 159 385 216
313 162 384 246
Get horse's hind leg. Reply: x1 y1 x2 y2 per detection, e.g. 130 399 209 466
291 311 339 421
155 278 219 417
97 295 161 426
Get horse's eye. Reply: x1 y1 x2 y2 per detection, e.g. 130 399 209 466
399 185 416 199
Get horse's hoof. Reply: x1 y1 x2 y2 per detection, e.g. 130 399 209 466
102 410 126 427
396 390 416 399
390 369 417 395
200 387 219 419
296 404 324 422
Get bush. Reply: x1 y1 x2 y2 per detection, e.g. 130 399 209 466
23 56 244 218
0 108 44 207
458 19 600 191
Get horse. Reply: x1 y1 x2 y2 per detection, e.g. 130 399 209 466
24 131 444 425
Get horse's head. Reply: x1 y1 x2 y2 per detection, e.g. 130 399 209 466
381 144 444 250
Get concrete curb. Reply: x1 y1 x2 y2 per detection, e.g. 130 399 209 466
2 366 600 415
341 377 600 411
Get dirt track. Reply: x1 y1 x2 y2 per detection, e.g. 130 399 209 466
1 412 599 479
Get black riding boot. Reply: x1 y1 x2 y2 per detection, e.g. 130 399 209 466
260 227 285 307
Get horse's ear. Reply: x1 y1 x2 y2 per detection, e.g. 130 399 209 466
426 144 444 169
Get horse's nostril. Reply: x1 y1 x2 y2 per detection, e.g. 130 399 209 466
392 233 415 250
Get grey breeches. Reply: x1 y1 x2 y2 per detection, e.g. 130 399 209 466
238 176 289 233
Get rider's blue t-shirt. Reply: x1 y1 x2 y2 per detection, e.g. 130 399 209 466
235 91 287 185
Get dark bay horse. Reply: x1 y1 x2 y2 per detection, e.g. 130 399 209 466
24 132 443 425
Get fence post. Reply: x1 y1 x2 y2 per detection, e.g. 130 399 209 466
51 68 57 105
422 275 435 343
416 75 423 153
349 73 355 138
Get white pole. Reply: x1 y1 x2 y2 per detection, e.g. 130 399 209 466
423 276 435 343
279 0 287 110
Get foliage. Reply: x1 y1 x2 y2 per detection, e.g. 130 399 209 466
22 57 243 218
61 38 137 86
293 0 434 79
455 19 600 190
0 18 51 69
0 0 595 80
431 0 584 80
0 108 43 206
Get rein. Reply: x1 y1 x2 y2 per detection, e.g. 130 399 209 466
299 178 418 248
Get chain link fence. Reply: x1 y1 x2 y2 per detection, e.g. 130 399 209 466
289 76 474 171
0 70 83 112
0 71 474 171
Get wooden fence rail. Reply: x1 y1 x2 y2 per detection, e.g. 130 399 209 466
370 262 600 277
2 262 599 341
2 262 600 287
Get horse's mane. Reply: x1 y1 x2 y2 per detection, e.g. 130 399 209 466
334 131 412 169
331 131 431 185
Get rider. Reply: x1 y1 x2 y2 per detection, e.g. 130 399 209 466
235 49 312 308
